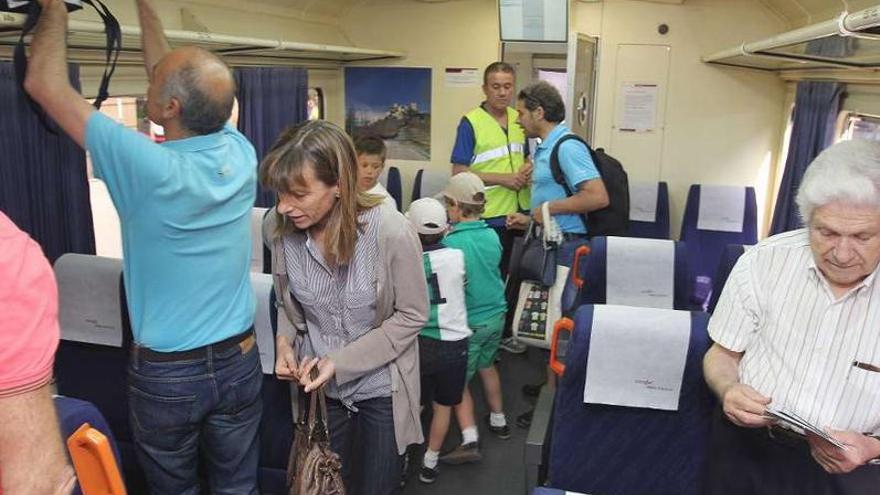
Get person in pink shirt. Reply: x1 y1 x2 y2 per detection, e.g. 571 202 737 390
0 211 75 494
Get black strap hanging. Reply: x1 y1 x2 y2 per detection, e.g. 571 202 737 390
10 0 122 130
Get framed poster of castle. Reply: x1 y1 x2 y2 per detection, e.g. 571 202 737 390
345 67 432 160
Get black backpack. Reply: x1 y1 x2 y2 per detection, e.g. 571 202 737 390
549 134 630 238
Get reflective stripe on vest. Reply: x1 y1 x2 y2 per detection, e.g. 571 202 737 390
473 142 525 165
465 106 531 217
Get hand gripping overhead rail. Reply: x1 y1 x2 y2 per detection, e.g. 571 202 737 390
0 11 404 69
702 5 880 72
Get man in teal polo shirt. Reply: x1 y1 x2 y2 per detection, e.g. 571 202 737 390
24 0 261 492
506 80 608 429
507 80 609 265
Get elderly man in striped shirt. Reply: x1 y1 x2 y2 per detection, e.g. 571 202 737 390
703 139 880 494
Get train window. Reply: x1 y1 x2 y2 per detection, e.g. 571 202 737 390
308 87 324 120
840 112 880 142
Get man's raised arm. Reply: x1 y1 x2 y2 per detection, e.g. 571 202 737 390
23 0 95 147
134 0 170 80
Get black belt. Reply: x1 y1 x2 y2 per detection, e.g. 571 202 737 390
134 327 255 363
562 233 587 241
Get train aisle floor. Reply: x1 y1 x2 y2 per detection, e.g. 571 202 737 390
402 346 547 495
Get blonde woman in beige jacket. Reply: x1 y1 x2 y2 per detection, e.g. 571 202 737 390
260 120 428 495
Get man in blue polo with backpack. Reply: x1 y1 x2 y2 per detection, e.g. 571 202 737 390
507 80 627 428
506 80 620 266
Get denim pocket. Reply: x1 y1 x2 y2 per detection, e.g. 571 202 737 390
128 385 196 434
228 355 263 415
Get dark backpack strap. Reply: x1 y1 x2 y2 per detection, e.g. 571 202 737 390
549 134 597 195
549 133 594 228
13 0 121 129
81 0 121 110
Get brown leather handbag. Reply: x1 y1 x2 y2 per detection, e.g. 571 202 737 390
286 386 310 490
287 384 346 495
273 235 346 494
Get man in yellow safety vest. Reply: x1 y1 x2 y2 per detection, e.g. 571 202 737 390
450 62 532 354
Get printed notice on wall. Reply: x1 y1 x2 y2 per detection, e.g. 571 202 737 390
618 83 658 132
444 68 480 87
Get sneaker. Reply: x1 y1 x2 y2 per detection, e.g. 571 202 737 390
438 442 482 465
419 465 439 484
499 337 527 354
485 414 512 440
516 409 534 429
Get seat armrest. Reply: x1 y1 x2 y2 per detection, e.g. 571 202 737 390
524 384 555 493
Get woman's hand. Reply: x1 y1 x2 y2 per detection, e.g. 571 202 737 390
274 335 299 381
298 356 337 393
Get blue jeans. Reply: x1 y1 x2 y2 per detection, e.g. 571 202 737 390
327 396 401 495
127 339 263 495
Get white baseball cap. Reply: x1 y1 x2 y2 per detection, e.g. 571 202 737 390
442 172 486 205
406 198 448 235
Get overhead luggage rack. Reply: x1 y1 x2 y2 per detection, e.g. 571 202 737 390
702 5 880 73
0 11 404 68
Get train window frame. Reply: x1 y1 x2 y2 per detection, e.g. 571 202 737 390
308 87 324 121
838 111 880 142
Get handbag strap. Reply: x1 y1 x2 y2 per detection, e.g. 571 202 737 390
317 387 330 440
272 235 297 329
306 370 331 442
272 234 306 338
271 233 309 427
294 387 306 426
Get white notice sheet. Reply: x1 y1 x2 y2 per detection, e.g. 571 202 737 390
619 83 658 132
606 237 675 309
444 68 480 87
55 254 124 347
584 305 690 411
628 182 660 222
697 185 745 233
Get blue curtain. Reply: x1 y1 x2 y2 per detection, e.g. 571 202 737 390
769 81 843 235
234 67 308 207
0 62 95 262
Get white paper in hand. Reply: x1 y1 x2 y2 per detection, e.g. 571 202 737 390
764 407 847 450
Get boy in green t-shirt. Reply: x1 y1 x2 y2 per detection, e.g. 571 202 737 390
438 172 510 466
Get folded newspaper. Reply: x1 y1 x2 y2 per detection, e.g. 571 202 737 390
764 407 848 449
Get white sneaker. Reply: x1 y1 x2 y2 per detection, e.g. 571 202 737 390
499 337 527 354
